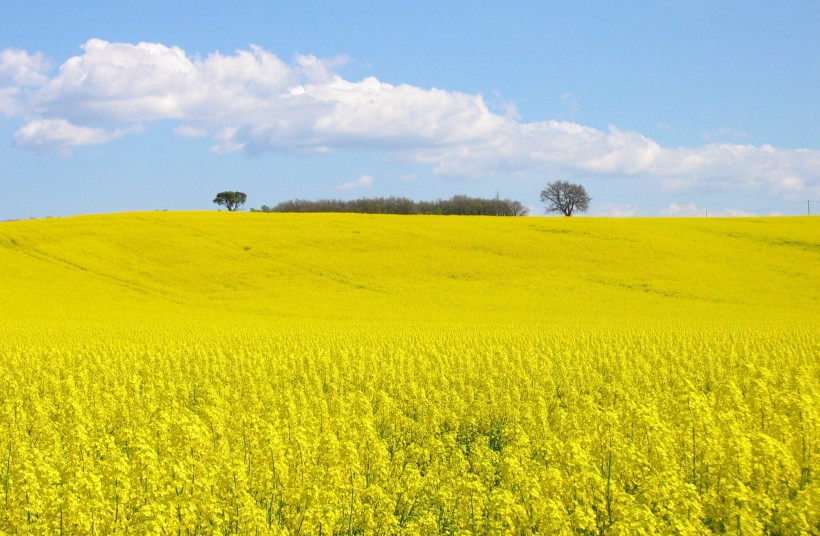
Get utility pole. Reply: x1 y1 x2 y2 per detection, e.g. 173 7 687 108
809 200 811 216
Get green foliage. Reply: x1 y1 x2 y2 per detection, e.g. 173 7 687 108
213 191 247 211
254 195 529 216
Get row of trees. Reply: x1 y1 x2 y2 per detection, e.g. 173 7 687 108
255 195 530 216
215 181 591 216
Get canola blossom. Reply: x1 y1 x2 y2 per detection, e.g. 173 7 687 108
0 212 818 534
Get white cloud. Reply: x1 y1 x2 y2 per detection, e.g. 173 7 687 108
1 39 819 200
0 49 51 116
593 203 639 217
211 126 246 154
173 125 208 138
778 175 804 192
0 49 51 86
661 203 702 217
31 40 200 123
13 118 140 154
0 87 22 116
660 203 758 217
722 209 756 217
333 175 374 191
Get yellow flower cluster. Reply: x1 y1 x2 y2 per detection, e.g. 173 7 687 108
0 212 818 534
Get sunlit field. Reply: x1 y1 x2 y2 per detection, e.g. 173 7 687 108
1 212 818 534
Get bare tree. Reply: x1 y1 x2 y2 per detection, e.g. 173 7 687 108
539 181 590 216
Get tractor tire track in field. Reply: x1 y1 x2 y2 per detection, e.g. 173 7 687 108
3 239 187 305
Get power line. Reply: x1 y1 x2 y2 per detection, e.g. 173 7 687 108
739 200 807 214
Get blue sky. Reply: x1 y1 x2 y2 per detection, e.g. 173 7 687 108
1 1 819 219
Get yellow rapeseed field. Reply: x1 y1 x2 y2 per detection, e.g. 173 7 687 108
1 212 818 534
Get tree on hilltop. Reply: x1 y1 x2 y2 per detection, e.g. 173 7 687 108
213 191 247 211
540 181 590 216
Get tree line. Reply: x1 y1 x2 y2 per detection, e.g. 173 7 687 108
216 180 591 216
251 195 530 216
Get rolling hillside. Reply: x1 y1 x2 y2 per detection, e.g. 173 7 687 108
1 211 817 329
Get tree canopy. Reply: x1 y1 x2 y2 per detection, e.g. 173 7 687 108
539 181 590 216
213 191 247 211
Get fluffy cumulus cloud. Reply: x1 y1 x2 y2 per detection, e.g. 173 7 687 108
0 49 51 115
3 39 820 198
0 49 51 86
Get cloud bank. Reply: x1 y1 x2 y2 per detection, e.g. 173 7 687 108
2 39 819 197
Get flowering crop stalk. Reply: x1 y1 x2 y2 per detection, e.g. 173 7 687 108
348 470 355 536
